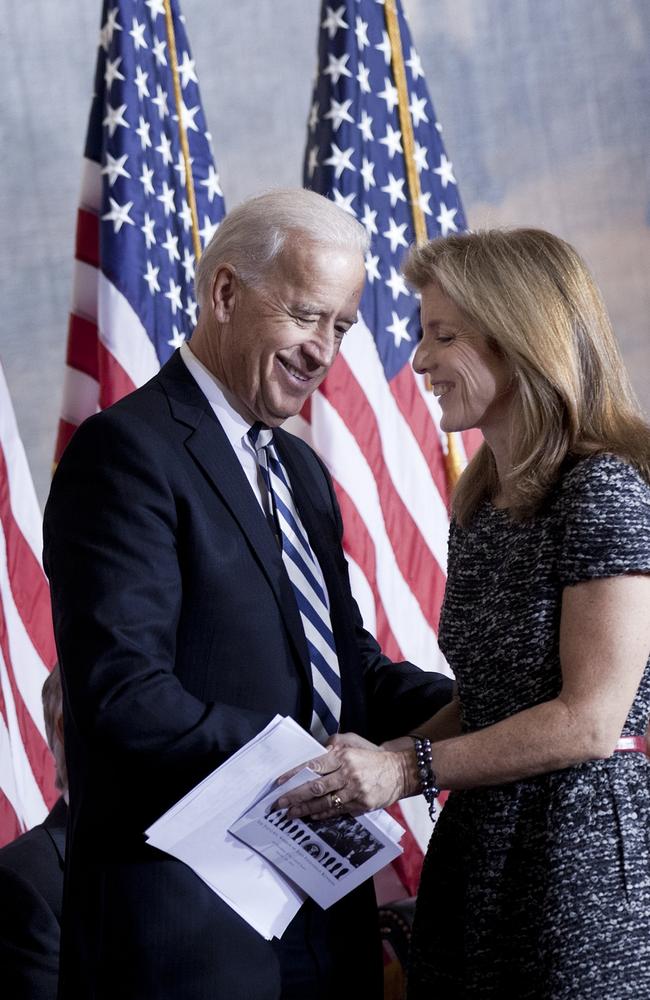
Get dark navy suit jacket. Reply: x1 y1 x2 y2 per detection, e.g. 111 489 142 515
43 351 451 999
0 797 67 1000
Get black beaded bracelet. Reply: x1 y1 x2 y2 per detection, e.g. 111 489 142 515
411 734 440 821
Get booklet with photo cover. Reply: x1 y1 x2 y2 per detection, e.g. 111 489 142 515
230 766 405 909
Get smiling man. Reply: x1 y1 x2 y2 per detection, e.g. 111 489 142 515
43 189 452 1000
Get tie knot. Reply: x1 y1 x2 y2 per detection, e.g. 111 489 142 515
247 421 273 450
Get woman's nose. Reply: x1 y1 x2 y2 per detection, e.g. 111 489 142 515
413 339 434 376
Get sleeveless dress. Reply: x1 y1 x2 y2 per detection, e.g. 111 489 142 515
408 454 650 999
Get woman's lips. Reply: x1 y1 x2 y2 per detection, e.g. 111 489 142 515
431 381 454 398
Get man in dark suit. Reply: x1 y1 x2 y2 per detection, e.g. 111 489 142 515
43 189 452 1000
0 666 67 1000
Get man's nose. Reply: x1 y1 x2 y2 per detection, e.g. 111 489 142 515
304 326 339 369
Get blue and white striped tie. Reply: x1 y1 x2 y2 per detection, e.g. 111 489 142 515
248 423 341 743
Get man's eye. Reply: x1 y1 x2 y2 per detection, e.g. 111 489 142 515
436 335 454 344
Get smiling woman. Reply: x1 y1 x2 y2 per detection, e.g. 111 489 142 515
404 228 650 524
413 282 515 444
276 228 650 999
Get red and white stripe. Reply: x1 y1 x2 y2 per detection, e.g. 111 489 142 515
289 316 478 675
288 316 481 887
55 158 158 463
0 362 58 845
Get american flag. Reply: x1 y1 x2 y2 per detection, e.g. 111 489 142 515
54 0 224 462
0 361 58 845
296 0 480 885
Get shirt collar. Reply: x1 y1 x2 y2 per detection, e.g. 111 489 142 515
179 342 254 453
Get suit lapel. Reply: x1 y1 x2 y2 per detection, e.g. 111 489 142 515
157 353 311 681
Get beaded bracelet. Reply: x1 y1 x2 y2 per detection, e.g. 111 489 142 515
411 734 440 821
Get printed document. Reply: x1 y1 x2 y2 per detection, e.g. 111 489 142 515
145 716 405 938
145 715 324 939
230 766 404 908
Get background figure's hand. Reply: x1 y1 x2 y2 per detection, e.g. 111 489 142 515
274 744 413 820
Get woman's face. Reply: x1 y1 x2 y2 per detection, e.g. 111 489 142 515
413 283 516 437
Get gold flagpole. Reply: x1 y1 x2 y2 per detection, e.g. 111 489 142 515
384 0 463 488
163 0 203 262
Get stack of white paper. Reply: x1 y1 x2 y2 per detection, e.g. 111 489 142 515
145 716 404 939
146 716 326 939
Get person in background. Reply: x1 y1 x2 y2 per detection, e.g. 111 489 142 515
0 664 67 1000
43 189 452 1000
277 228 650 998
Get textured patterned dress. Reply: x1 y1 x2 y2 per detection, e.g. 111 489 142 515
408 454 650 999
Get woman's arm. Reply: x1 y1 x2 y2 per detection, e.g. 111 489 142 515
382 692 462 752
277 574 650 818
428 573 650 787
329 691 462 755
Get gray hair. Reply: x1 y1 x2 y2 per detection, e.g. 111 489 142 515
42 663 67 793
195 188 370 309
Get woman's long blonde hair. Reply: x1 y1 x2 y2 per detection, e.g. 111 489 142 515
403 228 650 525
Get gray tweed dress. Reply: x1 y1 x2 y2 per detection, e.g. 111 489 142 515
408 454 650 999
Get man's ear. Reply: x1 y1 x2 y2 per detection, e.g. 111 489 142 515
211 264 238 323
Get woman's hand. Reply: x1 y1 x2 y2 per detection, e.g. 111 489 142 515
274 736 417 820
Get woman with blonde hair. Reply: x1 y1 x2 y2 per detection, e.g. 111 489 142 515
277 229 650 997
